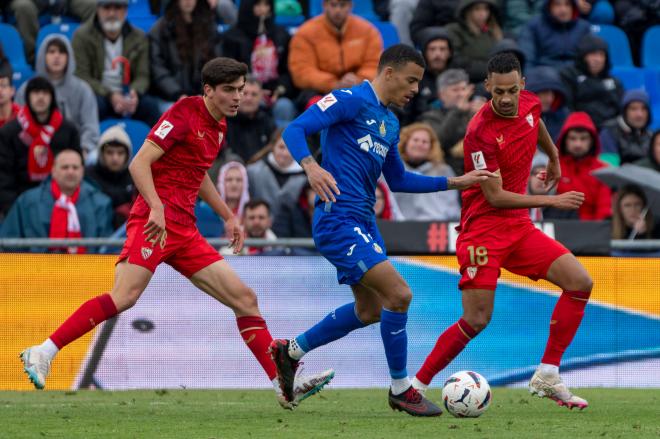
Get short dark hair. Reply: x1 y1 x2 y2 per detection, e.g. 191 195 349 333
0 61 12 83
244 74 262 87
54 148 83 164
487 52 522 76
201 57 248 88
378 44 426 72
45 37 69 55
244 199 271 214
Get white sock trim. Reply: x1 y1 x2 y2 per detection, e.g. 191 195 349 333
39 338 59 361
539 363 559 376
412 377 428 392
391 376 411 395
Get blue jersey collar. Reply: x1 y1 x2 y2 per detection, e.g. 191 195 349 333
364 80 387 108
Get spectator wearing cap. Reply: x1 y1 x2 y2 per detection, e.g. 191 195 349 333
17 35 100 163
560 33 623 130
0 77 80 220
600 90 653 166
0 149 113 253
0 61 19 129
72 0 160 126
526 66 569 141
445 0 503 83
85 124 134 228
418 68 474 174
405 27 453 124
518 0 590 68
288 0 383 95
410 0 460 46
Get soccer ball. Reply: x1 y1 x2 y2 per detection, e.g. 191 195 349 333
441 371 492 418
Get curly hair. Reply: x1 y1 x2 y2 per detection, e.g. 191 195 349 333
398 122 444 165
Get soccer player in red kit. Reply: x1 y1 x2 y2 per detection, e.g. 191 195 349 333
412 53 592 410
20 57 333 409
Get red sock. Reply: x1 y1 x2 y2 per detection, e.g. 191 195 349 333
416 318 477 385
542 290 590 366
50 294 118 349
237 316 277 381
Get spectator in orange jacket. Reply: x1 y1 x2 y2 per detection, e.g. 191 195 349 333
288 0 383 95
556 111 612 221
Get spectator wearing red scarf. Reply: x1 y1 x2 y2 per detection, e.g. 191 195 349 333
0 149 113 253
0 76 80 220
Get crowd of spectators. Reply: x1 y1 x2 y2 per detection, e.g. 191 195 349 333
0 0 658 251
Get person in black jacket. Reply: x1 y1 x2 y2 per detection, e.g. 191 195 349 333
560 33 623 130
148 0 223 112
0 76 80 220
222 0 296 126
410 0 460 47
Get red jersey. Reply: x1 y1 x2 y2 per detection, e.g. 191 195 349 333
130 96 227 226
460 90 542 230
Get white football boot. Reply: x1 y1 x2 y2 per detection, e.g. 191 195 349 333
275 368 335 410
20 347 51 390
529 369 588 410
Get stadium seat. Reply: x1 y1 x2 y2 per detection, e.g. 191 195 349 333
591 24 633 67
611 67 646 91
651 104 660 131
276 14 305 26
36 23 80 52
99 118 151 157
310 0 378 20
372 21 400 49
130 15 157 33
128 0 154 18
195 201 224 237
587 0 614 25
0 23 32 74
644 68 660 104
641 26 660 68
12 67 34 89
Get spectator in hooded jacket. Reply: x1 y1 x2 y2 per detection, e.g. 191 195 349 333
0 77 80 220
634 130 660 173
445 0 503 83
85 124 134 228
16 35 100 163
556 111 612 221
149 0 222 113
410 0 460 46
560 34 623 130
526 66 569 142
518 0 591 68
600 90 653 166
288 0 383 95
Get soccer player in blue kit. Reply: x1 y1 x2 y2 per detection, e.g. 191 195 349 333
270 45 495 416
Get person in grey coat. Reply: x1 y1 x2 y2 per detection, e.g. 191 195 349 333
16 35 99 164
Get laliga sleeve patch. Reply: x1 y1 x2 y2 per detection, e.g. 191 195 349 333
471 151 487 170
316 93 337 112
154 120 174 139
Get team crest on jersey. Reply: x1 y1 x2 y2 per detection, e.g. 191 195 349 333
526 113 534 127
471 151 487 170
154 120 173 139
379 120 386 136
141 247 153 260
467 266 478 279
373 243 383 254
316 93 337 112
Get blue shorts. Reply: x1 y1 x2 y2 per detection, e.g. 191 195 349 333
313 209 388 285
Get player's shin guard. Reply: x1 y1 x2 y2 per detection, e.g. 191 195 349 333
380 308 409 384
237 316 278 380
416 318 477 385
49 294 118 349
296 302 367 355
541 290 590 366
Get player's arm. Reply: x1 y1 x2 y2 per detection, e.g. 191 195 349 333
537 119 561 191
129 140 166 242
480 170 584 210
382 146 495 192
198 173 244 253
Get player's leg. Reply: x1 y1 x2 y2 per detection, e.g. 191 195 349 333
20 262 152 389
413 289 493 393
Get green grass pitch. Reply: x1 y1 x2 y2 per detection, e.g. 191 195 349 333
1 388 659 438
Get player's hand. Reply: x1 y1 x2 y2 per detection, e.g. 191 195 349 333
144 205 166 246
225 215 244 254
449 170 498 190
552 191 585 210
302 158 340 202
543 157 561 192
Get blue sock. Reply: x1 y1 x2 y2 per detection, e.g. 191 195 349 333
380 308 408 379
296 302 367 354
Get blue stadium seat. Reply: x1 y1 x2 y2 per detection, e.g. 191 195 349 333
128 0 154 18
130 15 157 33
0 23 31 74
651 104 660 131
590 24 633 67
310 0 378 20
644 68 660 105
99 118 151 157
12 67 34 89
641 25 660 68
372 21 400 49
587 0 614 25
36 23 80 52
611 67 646 91
276 14 305 26
195 201 224 237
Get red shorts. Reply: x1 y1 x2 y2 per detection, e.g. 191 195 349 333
456 216 570 291
117 215 223 278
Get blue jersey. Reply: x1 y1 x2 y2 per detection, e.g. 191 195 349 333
283 81 448 220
